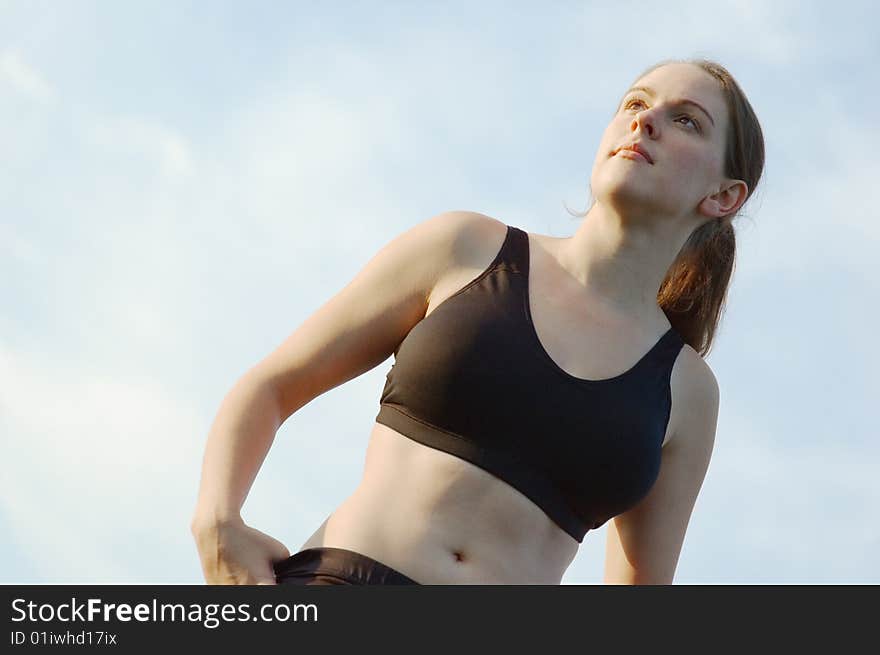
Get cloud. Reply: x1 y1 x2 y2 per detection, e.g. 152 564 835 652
0 222 44 268
86 115 196 180
0 343 206 582
693 410 880 582
0 48 54 103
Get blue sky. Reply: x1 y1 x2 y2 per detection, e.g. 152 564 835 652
1 0 878 584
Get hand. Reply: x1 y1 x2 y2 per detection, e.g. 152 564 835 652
191 515 291 585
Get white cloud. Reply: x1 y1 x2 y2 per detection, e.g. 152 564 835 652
560 0 805 74
0 48 54 103
86 115 196 180
0 223 44 267
691 407 880 582
0 343 206 582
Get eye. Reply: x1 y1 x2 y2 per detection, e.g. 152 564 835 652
625 97 702 133
624 99 647 111
623 98 703 132
675 113 701 131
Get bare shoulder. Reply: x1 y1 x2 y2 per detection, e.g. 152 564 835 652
669 343 720 449
424 210 509 303
435 210 508 261
247 209 505 416
359 209 504 307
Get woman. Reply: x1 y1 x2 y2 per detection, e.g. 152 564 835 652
190 58 764 585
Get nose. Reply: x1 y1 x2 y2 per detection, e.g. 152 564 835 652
630 109 657 138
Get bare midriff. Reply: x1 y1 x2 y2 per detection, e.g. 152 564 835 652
297 228 680 584
296 421 581 584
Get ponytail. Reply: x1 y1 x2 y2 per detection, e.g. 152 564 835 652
659 216 736 357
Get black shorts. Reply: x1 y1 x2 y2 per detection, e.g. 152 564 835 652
273 547 422 585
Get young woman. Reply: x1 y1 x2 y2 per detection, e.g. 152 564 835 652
191 58 764 585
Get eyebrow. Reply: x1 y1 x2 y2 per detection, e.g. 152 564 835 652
620 85 716 127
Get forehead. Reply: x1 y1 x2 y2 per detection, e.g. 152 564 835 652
630 64 727 121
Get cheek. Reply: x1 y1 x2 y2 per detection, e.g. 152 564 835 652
676 148 721 187
593 130 615 163
677 147 705 172
591 122 630 172
597 117 629 153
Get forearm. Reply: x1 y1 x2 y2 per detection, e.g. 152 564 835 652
191 372 283 528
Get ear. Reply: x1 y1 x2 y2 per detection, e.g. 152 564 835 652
698 180 748 219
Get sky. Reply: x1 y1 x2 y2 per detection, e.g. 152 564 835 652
1 0 878 584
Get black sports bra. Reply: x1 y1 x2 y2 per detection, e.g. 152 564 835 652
375 224 685 543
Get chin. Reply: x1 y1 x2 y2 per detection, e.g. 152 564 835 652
594 181 668 218
594 170 651 204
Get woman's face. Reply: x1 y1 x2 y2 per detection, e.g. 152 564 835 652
590 63 732 221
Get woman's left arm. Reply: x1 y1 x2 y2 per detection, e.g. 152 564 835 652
603 351 720 585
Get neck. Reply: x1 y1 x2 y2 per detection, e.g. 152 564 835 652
555 201 698 320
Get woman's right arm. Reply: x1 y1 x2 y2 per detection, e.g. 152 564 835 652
189 209 500 584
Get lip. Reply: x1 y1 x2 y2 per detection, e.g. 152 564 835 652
612 142 654 165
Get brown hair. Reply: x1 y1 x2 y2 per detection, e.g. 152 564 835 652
570 59 765 357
